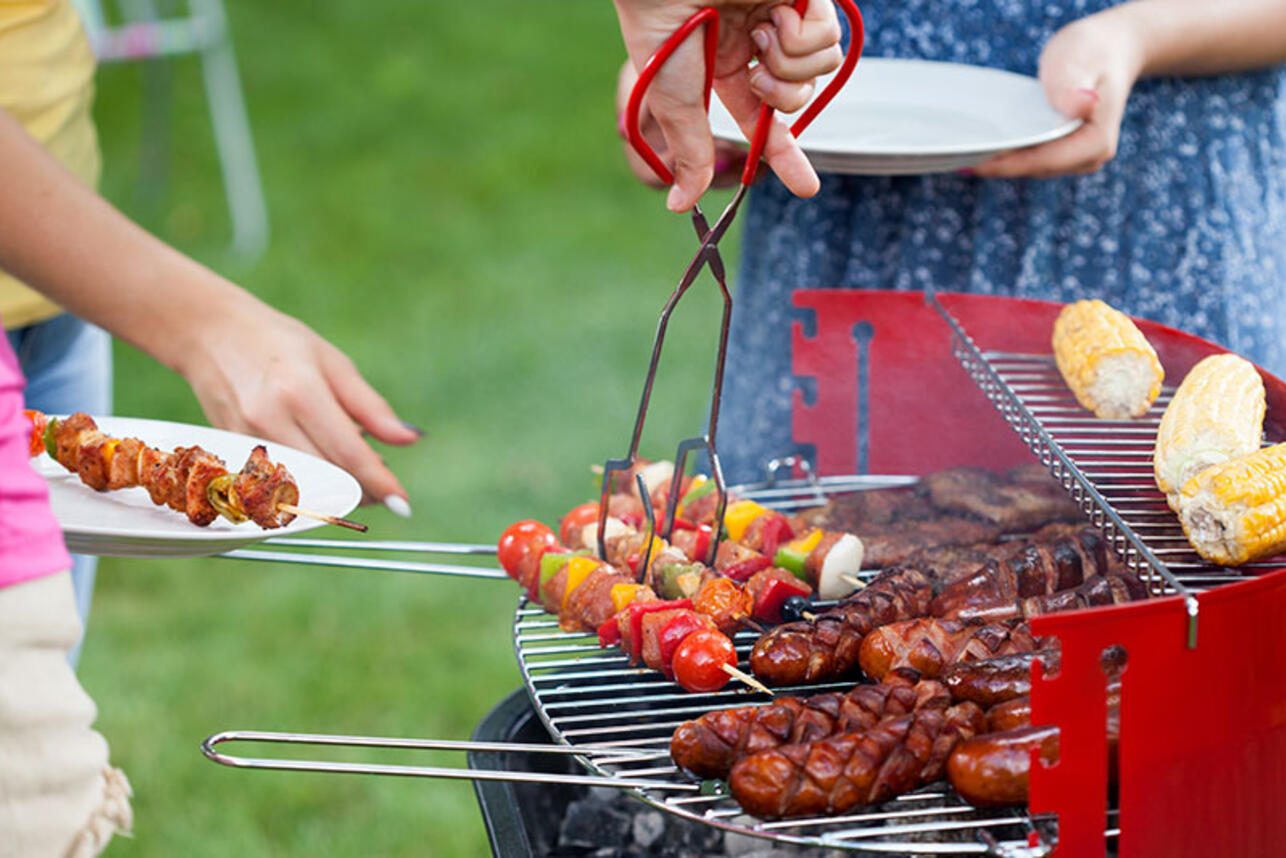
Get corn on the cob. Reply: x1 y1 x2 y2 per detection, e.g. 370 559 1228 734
1154 354 1265 509
1177 443 1286 566
1052 299 1164 419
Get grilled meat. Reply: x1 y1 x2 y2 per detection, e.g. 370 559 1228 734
923 465 1081 531
859 619 1046 681
728 702 986 818
669 668 949 780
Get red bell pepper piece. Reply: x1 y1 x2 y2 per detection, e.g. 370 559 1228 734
723 555 772 583
758 513 795 560
626 598 692 661
656 611 710 679
597 615 622 648
752 574 812 625
670 518 696 532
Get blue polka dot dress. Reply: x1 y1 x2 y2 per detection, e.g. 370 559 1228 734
718 0 1286 484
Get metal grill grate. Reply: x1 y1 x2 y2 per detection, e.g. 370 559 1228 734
512 474 1054 858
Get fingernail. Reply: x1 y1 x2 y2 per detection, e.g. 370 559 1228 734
665 184 684 212
749 68 769 96
770 7 782 28
751 27 769 53
384 494 412 518
616 111 628 140
955 168 976 176
400 420 425 437
714 155 732 174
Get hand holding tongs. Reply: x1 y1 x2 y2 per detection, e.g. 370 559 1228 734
597 0 864 569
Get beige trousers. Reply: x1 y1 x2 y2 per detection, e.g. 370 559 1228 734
0 572 131 858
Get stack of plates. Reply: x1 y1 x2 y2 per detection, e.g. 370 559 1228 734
709 58 1080 176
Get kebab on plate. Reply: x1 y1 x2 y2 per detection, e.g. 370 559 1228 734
27 410 300 529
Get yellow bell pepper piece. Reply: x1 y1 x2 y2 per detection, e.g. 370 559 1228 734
610 583 645 613
723 500 768 543
788 528 825 555
561 556 601 612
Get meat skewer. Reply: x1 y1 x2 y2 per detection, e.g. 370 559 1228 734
25 411 362 530
727 701 986 818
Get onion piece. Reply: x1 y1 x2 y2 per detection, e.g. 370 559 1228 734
817 533 864 599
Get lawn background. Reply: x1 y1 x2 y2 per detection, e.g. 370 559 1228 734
87 1 743 855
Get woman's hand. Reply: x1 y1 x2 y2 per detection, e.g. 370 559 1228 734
178 293 420 513
973 13 1146 179
616 60 748 191
613 1 842 210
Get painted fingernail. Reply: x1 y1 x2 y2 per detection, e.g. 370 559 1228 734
400 420 426 437
955 168 976 176
751 27 770 52
383 494 412 518
616 112 628 140
714 155 732 174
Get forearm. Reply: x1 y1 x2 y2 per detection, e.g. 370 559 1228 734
0 108 262 377
1105 0 1286 78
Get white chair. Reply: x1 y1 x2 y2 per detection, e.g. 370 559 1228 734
74 0 269 259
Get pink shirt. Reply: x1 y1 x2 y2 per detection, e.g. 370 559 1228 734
0 331 70 587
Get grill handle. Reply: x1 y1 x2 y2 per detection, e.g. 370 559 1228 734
220 537 507 580
201 730 698 791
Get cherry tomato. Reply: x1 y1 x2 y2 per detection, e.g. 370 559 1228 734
497 520 557 582
559 501 601 547
24 410 46 458
671 629 736 693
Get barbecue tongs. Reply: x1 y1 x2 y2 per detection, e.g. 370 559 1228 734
598 0 864 571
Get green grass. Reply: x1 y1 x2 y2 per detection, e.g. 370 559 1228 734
85 1 742 855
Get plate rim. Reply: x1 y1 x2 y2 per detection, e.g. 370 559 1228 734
711 57 1082 159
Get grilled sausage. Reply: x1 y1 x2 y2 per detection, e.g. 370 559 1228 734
947 725 1059 807
749 567 934 686
669 669 949 780
929 529 1113 620
729 702 986 818
940 650 1059 707
1018 573 1148 618
859 619 1043 681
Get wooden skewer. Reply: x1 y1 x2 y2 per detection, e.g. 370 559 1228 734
278 503 368 533
739 617 766 634
841 573 867 591
722 663 774 696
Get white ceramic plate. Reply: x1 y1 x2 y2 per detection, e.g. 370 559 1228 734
34 416 362 557
709 57 1081 175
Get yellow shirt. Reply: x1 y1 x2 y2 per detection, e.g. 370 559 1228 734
0 0 99 329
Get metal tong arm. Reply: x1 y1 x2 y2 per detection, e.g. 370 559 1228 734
201 729 698 791
220 537 507 580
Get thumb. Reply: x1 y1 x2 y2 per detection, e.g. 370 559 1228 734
1040 58 1100 120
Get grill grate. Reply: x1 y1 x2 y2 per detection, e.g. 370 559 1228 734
514 475 1053 858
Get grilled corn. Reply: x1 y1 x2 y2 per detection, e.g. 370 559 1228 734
1178 443 1286 566
1052 299 1164 419
1154 353 1265 509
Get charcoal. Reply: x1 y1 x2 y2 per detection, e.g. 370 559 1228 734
558 798 632 852
657 818 723 857
724 830 776 856
632 810 666 850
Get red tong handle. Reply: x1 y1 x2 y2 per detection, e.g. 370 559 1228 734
624 0 865 188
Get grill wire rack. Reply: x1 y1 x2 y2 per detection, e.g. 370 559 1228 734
205 303 1277 858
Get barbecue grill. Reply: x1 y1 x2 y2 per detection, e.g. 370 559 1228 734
205 291 1286 857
